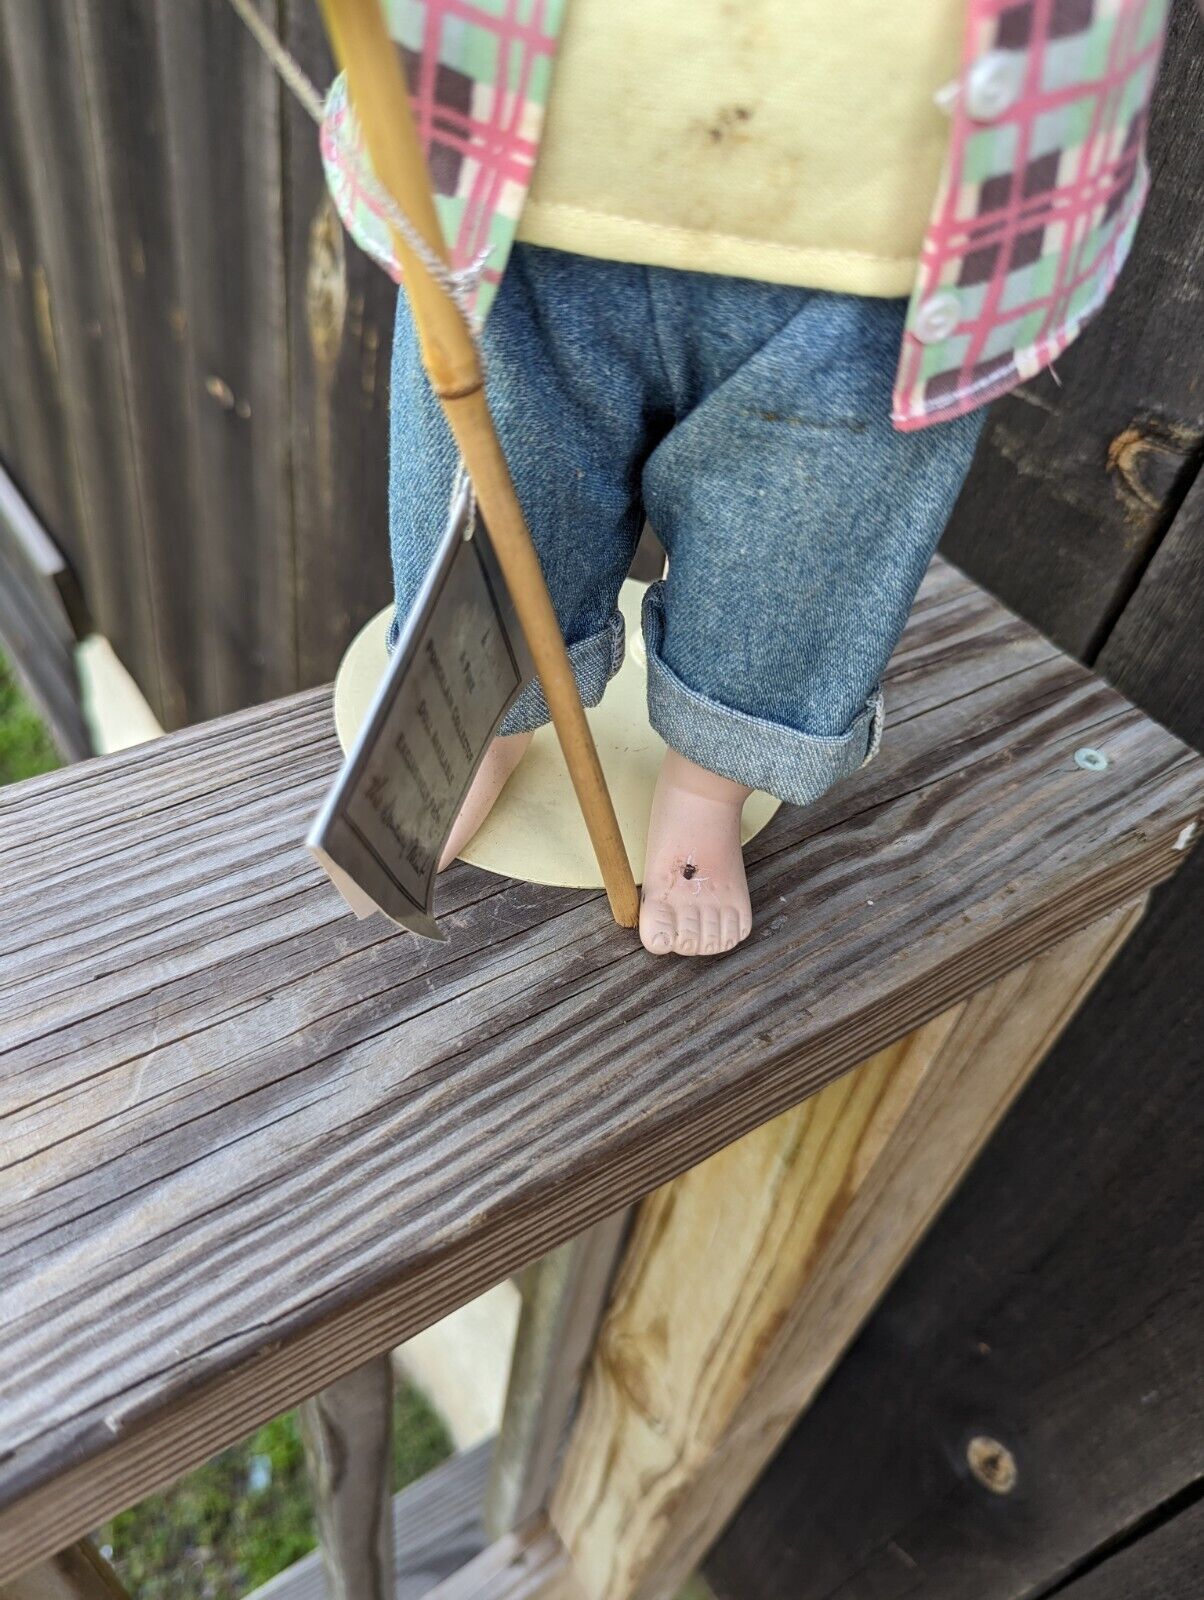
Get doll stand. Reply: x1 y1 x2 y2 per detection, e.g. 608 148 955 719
332 579 781 889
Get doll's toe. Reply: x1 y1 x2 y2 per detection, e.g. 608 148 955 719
640 901 677 956
673 906 702 956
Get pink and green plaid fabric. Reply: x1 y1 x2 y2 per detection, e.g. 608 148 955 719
893 0 1170 429
323 0 1169 427
321 0 565 320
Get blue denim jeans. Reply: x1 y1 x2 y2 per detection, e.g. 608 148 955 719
390 244 984 806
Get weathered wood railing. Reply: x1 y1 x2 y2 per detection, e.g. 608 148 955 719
1 558 1200 1600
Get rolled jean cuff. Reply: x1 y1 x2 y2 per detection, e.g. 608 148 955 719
642 583 884 808
497 607 625 736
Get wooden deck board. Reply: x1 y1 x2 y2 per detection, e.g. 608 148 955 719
247 1441 493 1600
0 560 1199 1576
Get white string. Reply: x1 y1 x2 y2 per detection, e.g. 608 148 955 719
226 0 326 124
225 0 489 338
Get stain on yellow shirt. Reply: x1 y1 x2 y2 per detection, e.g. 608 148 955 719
518 0 964 295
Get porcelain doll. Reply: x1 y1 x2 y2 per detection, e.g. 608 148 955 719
331 0 1171 956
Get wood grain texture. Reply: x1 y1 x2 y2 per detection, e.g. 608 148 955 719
940 0 1204 661
486 1213 631 1537
0 22 90 637
249 1440 493 1600
704 844 1204 1600
155 0 296 717
279 2 395 692
422 1518 579 1600
0 561 1199 1576
68 0 215 731
549 907 1143 1600
0 0 159 710
0 1543 127 1600
1051 1498 1204 1600
1097 467 1204 750
299 1357 394 1600
0 0 352 726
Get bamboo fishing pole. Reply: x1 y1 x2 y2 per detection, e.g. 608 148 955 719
318 0 639 930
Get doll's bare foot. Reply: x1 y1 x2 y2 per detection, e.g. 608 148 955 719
439 731 533 869
640 748 753 956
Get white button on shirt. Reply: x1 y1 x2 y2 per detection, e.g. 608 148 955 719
913 290 962 345
964 49 1026 121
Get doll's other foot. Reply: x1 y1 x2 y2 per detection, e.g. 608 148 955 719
439 731 533 869
640 748 753 956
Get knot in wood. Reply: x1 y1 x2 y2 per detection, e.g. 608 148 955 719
306 195 348 370
966 1435 1018 1494
1105 418 1195 520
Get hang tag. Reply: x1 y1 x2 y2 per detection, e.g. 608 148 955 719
308 483 533 939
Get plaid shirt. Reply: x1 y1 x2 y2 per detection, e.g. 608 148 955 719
323 0 1170 430
322 0 566 315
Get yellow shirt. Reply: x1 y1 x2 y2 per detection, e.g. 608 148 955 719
518 0 964 296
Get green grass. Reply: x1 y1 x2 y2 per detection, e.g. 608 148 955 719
97 1384 453 1599
0 650 60 785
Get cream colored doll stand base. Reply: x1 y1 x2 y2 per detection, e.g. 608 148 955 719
334 580 781 889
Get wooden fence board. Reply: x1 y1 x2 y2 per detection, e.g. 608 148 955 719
0 0 355 726
1052 1499 1204 1600
280 1 396 691
0 0 158 708
249 1441 493 1600
299 1357 395 1600
1097 467 1204 750
422 1519 577 1600
0 1542 128 1600
704 842 1204 1600
485 1213 631 1537
550 907 1143 1600
0 561 1199 1575
0 28 88 604
940 0 1204 662
69 0 216 730
0 0 397 728
155 0 296 717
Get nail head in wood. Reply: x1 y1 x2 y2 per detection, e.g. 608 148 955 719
1074 747 1110 772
